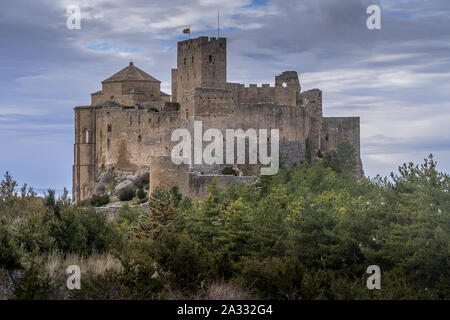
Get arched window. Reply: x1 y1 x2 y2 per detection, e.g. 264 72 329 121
209 55 212 62
83 128 89 143
107 124 112 132
138 135 142 143
107 139 110 150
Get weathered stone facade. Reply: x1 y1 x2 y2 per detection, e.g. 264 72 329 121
73 36 362 202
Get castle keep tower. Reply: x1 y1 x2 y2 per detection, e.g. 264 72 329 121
172 37 227 104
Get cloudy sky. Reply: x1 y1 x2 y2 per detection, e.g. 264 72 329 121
0 0 449 193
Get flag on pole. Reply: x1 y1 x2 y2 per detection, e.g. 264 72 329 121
183 27 190 34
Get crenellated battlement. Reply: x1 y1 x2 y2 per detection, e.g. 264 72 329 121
225 71 300 106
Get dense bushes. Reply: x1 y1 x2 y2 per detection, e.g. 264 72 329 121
0 154 449 299
175 155 449 299
0 219 21 269
136 188 146 200
13 260 50 300
119 188 135 201
221 166 238 176
0 177 122 260
90 194 110 207
51 207 122 256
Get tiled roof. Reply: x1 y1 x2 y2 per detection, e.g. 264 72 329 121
102 62 160 83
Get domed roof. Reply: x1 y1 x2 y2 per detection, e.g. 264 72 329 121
102 62 160 83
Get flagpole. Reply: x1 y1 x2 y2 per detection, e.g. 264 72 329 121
217 12 220 38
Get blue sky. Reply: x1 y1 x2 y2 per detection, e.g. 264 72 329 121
0 0 449 194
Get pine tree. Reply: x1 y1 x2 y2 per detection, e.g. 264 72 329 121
0 171 17 201
135 185 176 240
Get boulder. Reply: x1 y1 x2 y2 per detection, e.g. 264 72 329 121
113 179 135 196
134 168 150 186
93 169 114 195
94 168 150 197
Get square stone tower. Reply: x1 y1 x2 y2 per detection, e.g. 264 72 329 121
172 37 227 104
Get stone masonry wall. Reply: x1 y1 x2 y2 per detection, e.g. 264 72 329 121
321 116 363 175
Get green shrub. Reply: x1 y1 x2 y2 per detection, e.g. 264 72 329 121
151 230 207 292
237 257 305 299
16 210 55 254
51 207 122 255
116 204 141 225
136 188 146 200
71 268 164 300
13 260 50 300
221 167 237 176
119 188 135 202
50 207 88 254
90 194 110 207
72 242 164 299
0 219 21 269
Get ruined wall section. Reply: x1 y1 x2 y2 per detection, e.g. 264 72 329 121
73 106 97 202
321 117 363 176
275 71 300 106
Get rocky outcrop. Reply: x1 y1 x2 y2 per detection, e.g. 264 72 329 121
93 168 149 197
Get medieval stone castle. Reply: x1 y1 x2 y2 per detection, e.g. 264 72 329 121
73 36 362 202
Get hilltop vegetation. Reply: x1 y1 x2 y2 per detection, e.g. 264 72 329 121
0 155 449 299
